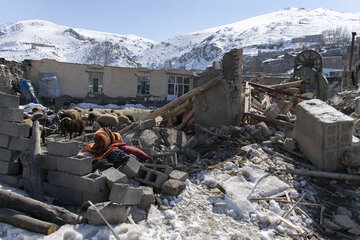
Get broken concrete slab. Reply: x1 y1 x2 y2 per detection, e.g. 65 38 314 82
161 179 186 196
87 201 127 225
101 167 128 189
109 183 143 205
139 129 159 149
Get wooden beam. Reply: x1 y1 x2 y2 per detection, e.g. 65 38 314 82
248 82 310 100
144 76 222 121
243 82 251 114
177 108 195 131
196 92 208 112
0 208 57 235
246 112 294 129
268 80 306 89
29 120 44 201
0 189 85 225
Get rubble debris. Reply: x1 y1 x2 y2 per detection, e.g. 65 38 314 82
161 179 186 196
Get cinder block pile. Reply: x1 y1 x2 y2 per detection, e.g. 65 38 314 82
0 93 29 188
293 99 355 171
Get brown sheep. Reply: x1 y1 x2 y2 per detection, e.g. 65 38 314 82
60 117 85 139
59 109 82 121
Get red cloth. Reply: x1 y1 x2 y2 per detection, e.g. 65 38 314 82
120 145 150 161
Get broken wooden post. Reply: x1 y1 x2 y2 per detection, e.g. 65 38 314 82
29 120 44 201
0 208 57 235
0 189 85 225
177 108 195 131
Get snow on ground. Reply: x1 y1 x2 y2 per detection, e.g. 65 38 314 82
0 144 317 239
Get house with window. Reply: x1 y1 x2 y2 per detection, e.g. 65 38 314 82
25 59 195 101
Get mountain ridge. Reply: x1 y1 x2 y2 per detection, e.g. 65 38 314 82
1 8 360 70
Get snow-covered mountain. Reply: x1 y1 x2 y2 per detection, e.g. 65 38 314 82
1 8 360 69
0 20 156 67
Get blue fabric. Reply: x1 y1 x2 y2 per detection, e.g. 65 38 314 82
107 148 129 164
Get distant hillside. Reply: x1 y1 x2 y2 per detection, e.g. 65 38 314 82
0 8 360 70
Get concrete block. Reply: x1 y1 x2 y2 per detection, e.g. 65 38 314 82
0 148 18 162
80 173 107 195
139 186 155 210
119 155 141 178
162 179 186 196
57 154 92 175
109 183 143 205
0 120 30 137
41 154 58 170
0 108 23 122
8 137 31 151
293 99 355 171
0 134 9 148
101 167 128 189
0 93 19 108
83 190 110 204
43 183 83 205
144 164 173 175
0 174 23 187
152 153 177 166
135 166 168 189
47 139 79 157
169 170 189 181
87 202 126 225
129 206 147 223
0 160 20 175
139 119 156 130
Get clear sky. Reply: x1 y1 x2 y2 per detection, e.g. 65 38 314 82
1 0 360 42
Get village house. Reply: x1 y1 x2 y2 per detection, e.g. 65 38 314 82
24 59 195 103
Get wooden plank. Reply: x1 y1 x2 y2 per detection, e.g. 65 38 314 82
144 76 222 121
243 82 251 114
196 92 208 112
268 80 305 89
29 120 44 201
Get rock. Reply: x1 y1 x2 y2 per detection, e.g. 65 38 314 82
349 227 360 235
323 218 343 231
264 103 281 118
256 122 272 138
337 206 352 218
139 129 159 149
230 126 245 139
162 179 186 196
334 214 358 229
283 138 296 151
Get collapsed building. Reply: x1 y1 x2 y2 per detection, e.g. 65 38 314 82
1 45 360 238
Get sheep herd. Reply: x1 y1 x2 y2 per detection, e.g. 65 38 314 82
23 107 135 142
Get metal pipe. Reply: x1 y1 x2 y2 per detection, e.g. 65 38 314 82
349 32 356 71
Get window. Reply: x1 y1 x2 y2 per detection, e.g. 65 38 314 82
167 75 191 99
137 76 150 95
88 72 103 93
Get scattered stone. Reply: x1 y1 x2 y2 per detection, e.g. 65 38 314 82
337 206 352 218
264 103 281 118
283 138 296 151
162 179 186 196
